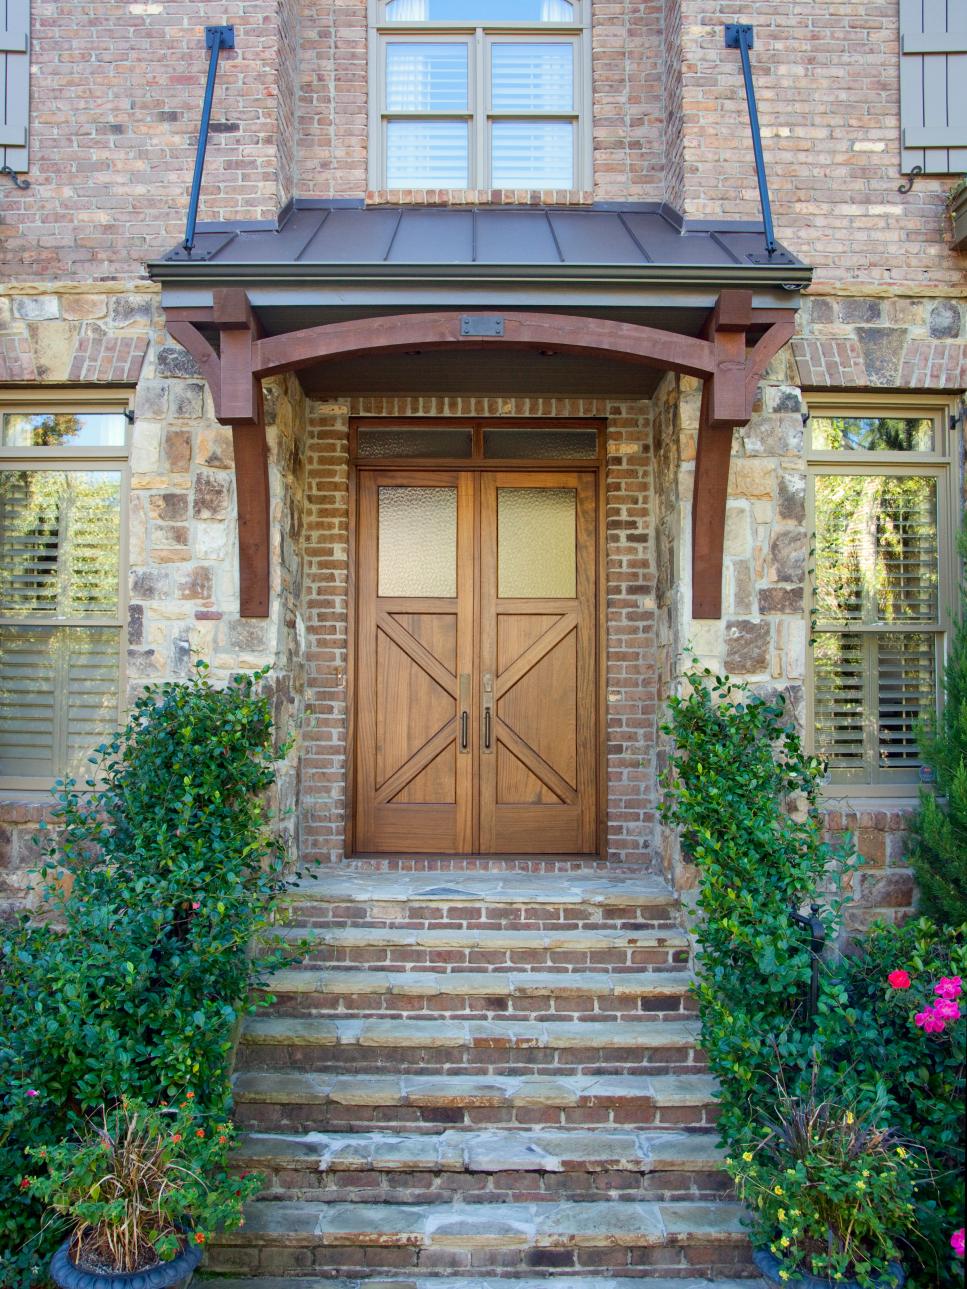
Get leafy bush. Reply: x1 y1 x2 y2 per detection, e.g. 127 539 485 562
908 512 967 927
730 1090 920 1287
25 1099 260 1272
659 668 857 1144
818 920 966 1287
0 664 308 1286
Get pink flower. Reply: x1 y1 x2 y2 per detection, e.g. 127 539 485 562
888 970 912 990
25 1090 39 1098
191 901 200 910
935 977 963 1000
951 1228 965 1259
915 1009 946 1034
934 999 961 1021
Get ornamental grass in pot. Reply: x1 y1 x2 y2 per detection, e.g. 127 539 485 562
25 1098 259 1289
729 1093 921 1289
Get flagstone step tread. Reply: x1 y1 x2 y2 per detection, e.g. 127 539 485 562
271 926 690 949
200 1278 766 1288
232 1071 718 1108
224 1199 747 1247
241 1016 700 1049
285 872 675 907
262 969 695 997
236 1128 725 1173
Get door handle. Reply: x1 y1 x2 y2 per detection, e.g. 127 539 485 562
482 672 494 753
459 673 470 754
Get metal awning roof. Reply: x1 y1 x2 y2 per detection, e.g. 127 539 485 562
148 199 810 291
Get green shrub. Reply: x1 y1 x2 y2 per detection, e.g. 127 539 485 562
908 512 967 927
730 1090 921 1287
25 1099 261 1272
659 668 857 1144
0 664 309 1286
818 919 966 1287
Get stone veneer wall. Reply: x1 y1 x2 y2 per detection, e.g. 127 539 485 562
298 394 660 869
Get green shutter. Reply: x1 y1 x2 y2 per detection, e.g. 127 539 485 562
0 0 29 172
899 0 967 175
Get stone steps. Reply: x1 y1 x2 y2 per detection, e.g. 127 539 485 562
236 1127 728 1203
237 1015 704 1077
224 866 745 1282
258 968 696 1020
233 1071 719 1133
208 1199 757 1278
269 925 692 972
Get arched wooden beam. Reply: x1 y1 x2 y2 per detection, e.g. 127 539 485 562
252 310 718 385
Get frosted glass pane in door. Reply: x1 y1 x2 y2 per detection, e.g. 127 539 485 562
378 486 457 597
386 0 576 20
387 120 469 188
491 43 573 112
386 42 468 111
492 121 573 188
498 487 576 598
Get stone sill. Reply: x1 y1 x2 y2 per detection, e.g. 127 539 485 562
365 188 595 206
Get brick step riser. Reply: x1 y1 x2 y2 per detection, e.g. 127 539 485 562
294 948 692 971
243 1170 734 1205
259 998 698 1022
234 1104 719 1133
288 905 680 933
236 1045 705 1078
206 1241 757 1279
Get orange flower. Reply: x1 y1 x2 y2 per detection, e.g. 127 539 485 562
194 1232 206 1245
195 1129 205 1139
186 1091 195 1100
172 1133 183 1143
219 1135 227 1144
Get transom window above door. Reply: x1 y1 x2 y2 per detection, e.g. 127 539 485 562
370 0 590 191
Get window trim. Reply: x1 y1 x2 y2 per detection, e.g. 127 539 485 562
804 392 961 800
368 0 592 192
0 388 132 794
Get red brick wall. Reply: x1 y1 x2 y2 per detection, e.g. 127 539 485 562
298 395 659 867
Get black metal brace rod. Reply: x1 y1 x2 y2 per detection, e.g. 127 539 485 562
790 902 826 1024
725 23 777 256
183 24 235 256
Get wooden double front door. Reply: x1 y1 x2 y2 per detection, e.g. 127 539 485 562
355 468 598 854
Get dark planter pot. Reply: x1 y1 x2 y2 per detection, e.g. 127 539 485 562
50 1239 202 1289
754 1247 906 1289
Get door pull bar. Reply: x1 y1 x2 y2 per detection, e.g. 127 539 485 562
482 672 494 753
459 673 471 754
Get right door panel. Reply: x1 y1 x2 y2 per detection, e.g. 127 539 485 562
478 471 597 853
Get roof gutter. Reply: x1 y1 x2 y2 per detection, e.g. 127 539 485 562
146 259 813 292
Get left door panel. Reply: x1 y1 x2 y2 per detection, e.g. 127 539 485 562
355 470 474 852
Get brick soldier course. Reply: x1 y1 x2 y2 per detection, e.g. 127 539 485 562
0 0 964 1281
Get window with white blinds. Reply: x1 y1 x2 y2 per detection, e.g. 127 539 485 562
0 400 129 789
371 0 589 190
807 400 957 790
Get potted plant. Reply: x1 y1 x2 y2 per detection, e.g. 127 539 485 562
728 1093 921 1288
951 178 967 251
25 1097 260 1289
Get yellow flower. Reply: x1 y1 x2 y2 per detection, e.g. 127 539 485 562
790 1209 801 1217
780 1237 791 1249
777 1209 786 1221
779 1273 790 1282
862 1169 870 1177
845 1111 855 1125
742 1152 754 1162
896 1147 908 1158
856 1181 866 1191
774 1186 784 1196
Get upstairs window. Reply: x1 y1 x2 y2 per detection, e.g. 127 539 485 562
0 394 129 790
370 0 590 191
806 396 958 791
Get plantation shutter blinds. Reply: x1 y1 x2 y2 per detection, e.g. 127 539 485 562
0 0 30 172
899 0 967 174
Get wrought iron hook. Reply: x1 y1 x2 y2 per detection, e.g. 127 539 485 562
0 165 30 190
898 165 923 195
